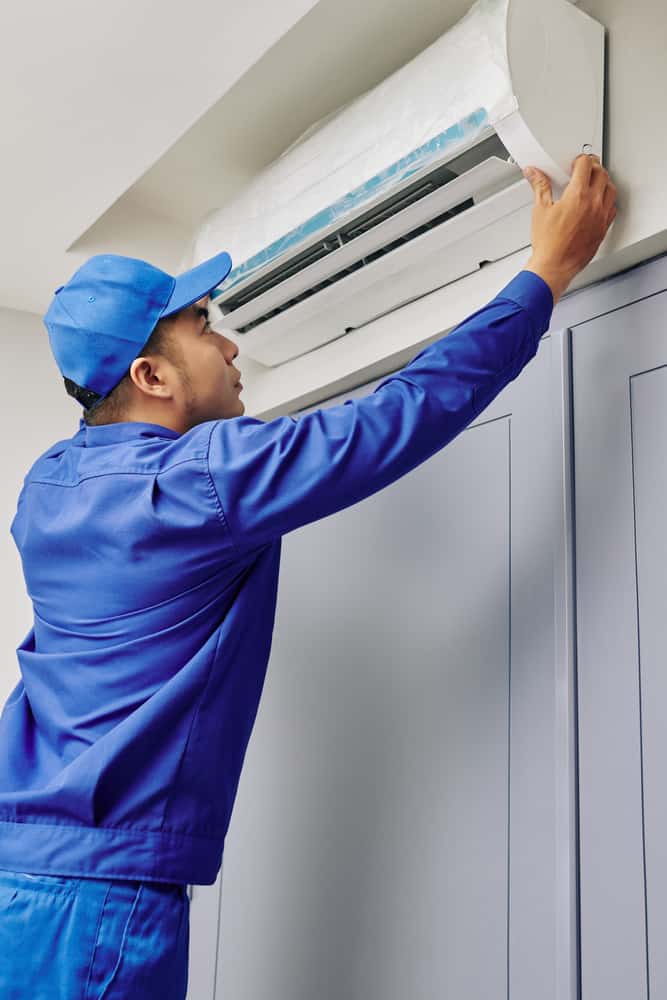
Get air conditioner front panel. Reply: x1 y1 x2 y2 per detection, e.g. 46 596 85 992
192 0 604 367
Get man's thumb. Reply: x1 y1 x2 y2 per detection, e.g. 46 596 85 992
523 166 553 206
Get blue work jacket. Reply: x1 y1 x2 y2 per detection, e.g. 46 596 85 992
0 270 552 884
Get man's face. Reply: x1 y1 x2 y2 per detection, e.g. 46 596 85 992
167 294 245 429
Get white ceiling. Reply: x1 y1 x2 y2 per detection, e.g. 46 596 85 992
0 0 513 317
0 0 318 314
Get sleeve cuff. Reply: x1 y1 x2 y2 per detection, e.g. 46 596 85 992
496 270 555 338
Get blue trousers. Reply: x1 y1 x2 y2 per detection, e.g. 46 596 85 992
0 869 190 999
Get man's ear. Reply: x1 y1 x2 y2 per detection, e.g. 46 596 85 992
129 355 173 398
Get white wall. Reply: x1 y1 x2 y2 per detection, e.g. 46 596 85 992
0 307 81 704
579 0 667 258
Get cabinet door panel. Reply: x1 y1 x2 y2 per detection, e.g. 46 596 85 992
633 368 667 999
573 291 667 1000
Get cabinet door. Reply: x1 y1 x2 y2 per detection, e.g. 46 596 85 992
215 331 577 1000
573 291 667 1000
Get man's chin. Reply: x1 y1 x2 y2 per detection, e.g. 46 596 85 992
213 398 245 421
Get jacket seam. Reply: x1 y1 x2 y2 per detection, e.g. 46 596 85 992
0 817 222 841
158 620 226 834
27 455 206 488
496 292 551 342
204 421 240 556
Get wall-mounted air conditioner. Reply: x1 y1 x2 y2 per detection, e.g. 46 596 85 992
185 0 604 367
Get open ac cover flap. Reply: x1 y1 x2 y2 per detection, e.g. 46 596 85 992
183 0 604 367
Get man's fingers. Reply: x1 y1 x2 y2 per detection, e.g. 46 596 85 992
523 167 554 208
569 152 598 191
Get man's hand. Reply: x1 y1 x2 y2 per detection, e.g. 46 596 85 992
522 154 618 305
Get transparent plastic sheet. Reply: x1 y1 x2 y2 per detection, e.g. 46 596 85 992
182 0 515 296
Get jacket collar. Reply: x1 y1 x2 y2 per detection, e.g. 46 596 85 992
75 417 181 447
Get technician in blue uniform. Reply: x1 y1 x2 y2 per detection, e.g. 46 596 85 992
0 155 616 998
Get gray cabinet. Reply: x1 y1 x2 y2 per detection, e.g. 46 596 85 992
572 282 667 1000
212 328 578 1000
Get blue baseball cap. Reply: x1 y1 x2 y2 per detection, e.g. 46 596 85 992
43 251 233 410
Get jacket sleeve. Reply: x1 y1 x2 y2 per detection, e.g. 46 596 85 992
206 270 554 551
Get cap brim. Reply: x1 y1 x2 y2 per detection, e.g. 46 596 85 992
159 251 233 318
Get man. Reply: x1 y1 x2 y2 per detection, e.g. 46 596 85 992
0 155 616 997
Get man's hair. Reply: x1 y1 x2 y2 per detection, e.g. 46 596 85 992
72 314 183 426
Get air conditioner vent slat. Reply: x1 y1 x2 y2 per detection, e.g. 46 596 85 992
341 174 456 240
234 196 475 335
215 133 512 320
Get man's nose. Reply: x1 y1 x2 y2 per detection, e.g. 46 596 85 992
217 334 238 361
